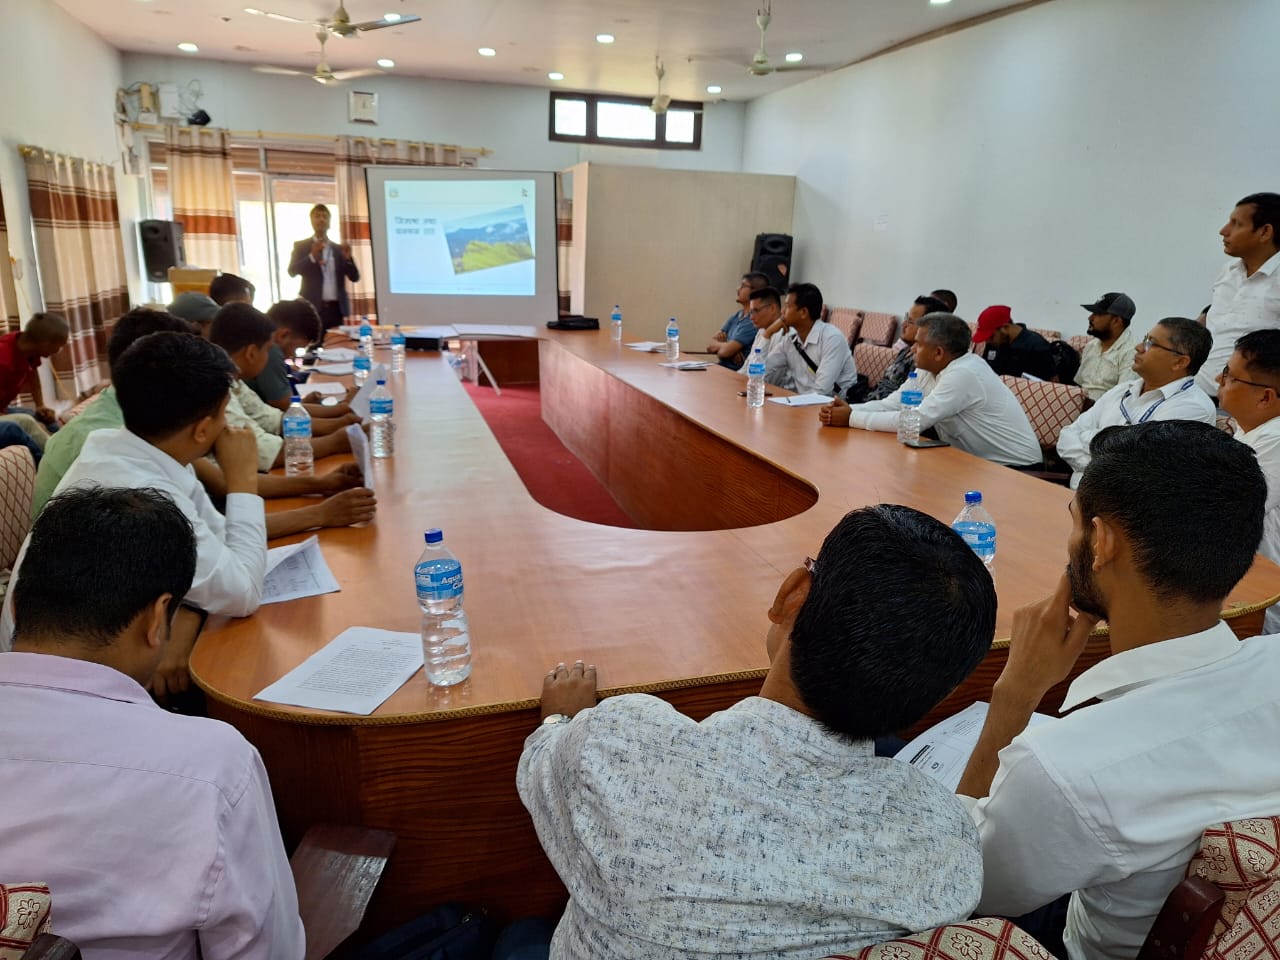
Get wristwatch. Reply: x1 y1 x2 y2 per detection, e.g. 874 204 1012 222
541 713 571 727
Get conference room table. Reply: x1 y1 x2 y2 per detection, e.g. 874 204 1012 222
191 329 1280 929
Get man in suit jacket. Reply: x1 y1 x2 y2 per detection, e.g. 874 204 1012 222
287 204 360 329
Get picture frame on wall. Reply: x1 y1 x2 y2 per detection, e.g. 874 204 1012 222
349 91 378 125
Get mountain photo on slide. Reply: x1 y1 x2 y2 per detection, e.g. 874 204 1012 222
444 205 535 275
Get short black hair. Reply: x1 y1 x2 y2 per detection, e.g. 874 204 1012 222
786 282 824 322
743 272 771 290
748 286 782 310
266 299 322 343
931 289 958 312
789 505 995 739
916 313 972 357
114 331 237 441
1236 329 1280 381
914 295 950 316
108 308 195 374
1237 192 1280 241
209 302 275 355
1079 421 1264 605
13 486 197 647
25 312 69 344
209 273 256 306
311 203 330 216
1157 316 1212 374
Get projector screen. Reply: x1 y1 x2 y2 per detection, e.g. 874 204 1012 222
364 166 559 329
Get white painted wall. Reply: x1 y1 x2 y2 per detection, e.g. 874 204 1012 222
742 0 1280 337
121 54 747 176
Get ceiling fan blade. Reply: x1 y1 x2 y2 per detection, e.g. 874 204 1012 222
353 14 423 31
331 67 385 80
252 65 310 76
243 8 313 25
771 64 828 73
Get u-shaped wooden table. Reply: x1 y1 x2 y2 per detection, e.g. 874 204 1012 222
192 330 1280 930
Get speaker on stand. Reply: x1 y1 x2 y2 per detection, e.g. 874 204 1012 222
751 233 792 292
139 220 186 283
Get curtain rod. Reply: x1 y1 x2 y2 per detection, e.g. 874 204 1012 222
128 122 492 156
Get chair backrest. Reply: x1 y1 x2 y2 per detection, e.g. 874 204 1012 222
1190 817 1280 960
1216 414 1236 435
853 343 899 389
1032 328 1062 341
0 446 36 572
857 311 898 346
0 882 52 960
1068 334 1091 356
57 395 99 426
999 375 1087 449
822 917 1054 960
828 308 863 347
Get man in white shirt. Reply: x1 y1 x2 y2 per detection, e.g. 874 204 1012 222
1 486 303 960
819 313 1041 468
763 282 857 397
1197 192 1280 397
1057 317 1215 487
738 285 785 371
1217 329 1280 633
1074 292 1139 401
956 420 1280 960
519 505 997 960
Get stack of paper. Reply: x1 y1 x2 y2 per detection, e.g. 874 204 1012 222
767 393 836 407
625 342 666 352
659 360 712 370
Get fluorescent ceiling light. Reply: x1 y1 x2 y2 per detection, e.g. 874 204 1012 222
784 52 803 63
177 42 199 53
384 12 402 21
707 84 722 94
930 0 952 4
377 58 395 68
548 71 565 80
478 47 497 57
596 34 615 44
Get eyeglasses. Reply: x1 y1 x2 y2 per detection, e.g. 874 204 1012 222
1139 336 1187 357
1220 365 1275 390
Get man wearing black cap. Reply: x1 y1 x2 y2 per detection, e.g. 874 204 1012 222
1075 293 1137 402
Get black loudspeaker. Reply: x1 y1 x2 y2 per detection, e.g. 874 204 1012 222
139 220 186 282
751 233 792 292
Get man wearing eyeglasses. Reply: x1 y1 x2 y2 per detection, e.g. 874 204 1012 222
1056 318 1216 488
1218 329 1280 633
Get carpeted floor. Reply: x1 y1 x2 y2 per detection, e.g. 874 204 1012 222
461 380 638 528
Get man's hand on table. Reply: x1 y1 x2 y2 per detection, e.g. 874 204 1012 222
819 397 852 427
541 660 597 720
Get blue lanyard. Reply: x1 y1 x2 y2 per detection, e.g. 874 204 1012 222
1119 378 1195 425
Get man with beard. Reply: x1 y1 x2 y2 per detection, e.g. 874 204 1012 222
956 421 1280 960
1074 293 1138 402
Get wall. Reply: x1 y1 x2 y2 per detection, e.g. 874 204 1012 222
742 0 1280 336
121 54 747 176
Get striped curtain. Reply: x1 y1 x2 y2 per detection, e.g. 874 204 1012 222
22 149 129 397
0 187 19 335
166 126 239 274
554 173 572 315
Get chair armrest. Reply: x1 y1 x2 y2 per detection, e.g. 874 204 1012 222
290 824 396 960
1136 875 1225 960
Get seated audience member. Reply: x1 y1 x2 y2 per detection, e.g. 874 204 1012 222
1218 329 1280 633
2 332 266 652
209 272 256 307
706 272 770 369
973 305 1055 380
864 295 949 401
0 486 304 960
0 420 42 462
820 314 1042 468
32 308 371 534
738 286 786 367
519 505 997 960
0 312 69 445
763 283 857 397
931 288 959 312
957 420 1280 960
1057 317 1214 488
1074 292 1138 401
168 291 220 337
247 299 353 415
209 303 357 473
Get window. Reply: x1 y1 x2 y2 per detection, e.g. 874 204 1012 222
549 92 703 150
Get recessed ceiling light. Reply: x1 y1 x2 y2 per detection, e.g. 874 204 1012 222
548 71 565 81
784 52 803 63
384 12 402 21
478 47 497 57
930 0 952 5
377 58 395 68
707 84 722 94
596 33 615 44
177 42 199 53
243 7 262 13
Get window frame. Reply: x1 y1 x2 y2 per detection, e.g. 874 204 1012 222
548 92 703 151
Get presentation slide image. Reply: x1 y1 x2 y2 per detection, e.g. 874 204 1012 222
444 204 534 276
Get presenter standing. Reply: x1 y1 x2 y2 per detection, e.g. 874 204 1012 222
288 204 360 330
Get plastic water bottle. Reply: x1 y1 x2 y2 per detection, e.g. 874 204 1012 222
354 351 371 387
953 490 997 567
415 529 472 686
282 395 314 477
665 317 680 361
897 371 924 444
390 324 406 373
610 305 623 342
358 317 374 355
746 346 766 408
369 379 394 458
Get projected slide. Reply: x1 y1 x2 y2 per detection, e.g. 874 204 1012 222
384 179 537 296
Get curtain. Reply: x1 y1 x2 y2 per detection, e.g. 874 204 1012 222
555 173 572 315
166 126 239 274
0 184 19 335
334 137 479 323
22 149 129 397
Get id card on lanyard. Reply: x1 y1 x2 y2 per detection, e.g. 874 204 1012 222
1119 379 1195 425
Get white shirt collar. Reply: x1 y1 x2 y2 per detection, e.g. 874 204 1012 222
1060 620 1241 711
1230 248 1280 280
1124 374 1197 400
1236 415 1280 445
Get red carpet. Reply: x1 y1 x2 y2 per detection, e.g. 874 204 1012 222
461 380 638 528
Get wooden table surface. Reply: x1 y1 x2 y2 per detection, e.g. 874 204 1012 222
190 329 1280 924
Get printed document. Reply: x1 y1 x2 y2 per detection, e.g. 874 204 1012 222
254 627 423 715
261 535 340 605
895 701 1056 791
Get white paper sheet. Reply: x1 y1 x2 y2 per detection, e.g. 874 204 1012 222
625 342 666 352
894 701 1056 791
261 535 341 605
452 324 538 339
767 393 837 407
313 362 354 375
317 347 358 362
253 627 423 715
346 422 373 490
300 381 347 397
658 360 712 370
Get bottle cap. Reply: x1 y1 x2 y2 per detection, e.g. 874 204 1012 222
424 528 443 544
906 371 918 380
965 490 983 504
290 394 302 402
376 379 386 385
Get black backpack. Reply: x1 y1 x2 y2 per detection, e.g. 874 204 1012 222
1048 339 1081 385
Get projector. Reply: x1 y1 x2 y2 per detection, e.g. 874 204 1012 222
650 94 672 114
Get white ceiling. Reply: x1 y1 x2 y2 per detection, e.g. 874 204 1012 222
55 0 1038 103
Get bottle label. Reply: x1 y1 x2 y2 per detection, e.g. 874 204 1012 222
952 521 996 553
416 561 463 600
355 356 372 371
370 398 393 416
748 363 765 376
282 419 311 439
901 390 923 407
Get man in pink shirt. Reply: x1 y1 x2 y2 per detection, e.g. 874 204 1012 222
0 485 303 960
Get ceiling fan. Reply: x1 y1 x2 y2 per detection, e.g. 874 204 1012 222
692 1 828 78
650 57 671 114
244 1 422 39
253 28 385 84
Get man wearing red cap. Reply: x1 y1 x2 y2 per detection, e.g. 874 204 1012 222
974 305 1055 381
